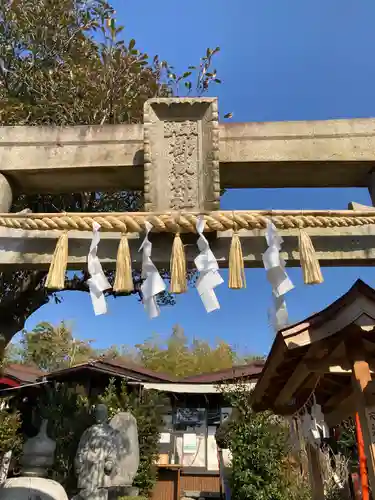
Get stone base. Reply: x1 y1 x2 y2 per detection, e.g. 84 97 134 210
108 485 140 499
114 497 146 500
0 476 69 500
180 497 205 500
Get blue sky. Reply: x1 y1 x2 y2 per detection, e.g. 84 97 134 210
22 0 375 356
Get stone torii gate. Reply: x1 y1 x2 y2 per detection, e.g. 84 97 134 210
0 96 375 270
1 98 375 497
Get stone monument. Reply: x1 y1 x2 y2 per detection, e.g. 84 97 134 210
109 411 140 498
0 419 69 500
74 404 140 499
74 404 118 500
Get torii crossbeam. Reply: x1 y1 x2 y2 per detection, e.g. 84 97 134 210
0 97 375 270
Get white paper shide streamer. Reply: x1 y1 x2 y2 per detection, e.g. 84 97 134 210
262 220 294 330
301 399 329 448
140 221 166 319
311 399 329 439
87 222 111 316
195 216 223 313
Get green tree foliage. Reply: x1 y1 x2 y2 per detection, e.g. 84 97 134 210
7 321 263 376
0 0 222 354
136 324 238 377
99 380 166 497
5 320 138 371
221 384 311 500
18 321 96 371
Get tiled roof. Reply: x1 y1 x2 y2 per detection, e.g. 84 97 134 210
40 358 264 384
3 364 43 384
0 356 265 390
180 362 265 383
41 358 176 383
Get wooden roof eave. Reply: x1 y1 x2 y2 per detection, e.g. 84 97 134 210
280 281 375 350
252 281 375 417
251 333 289 410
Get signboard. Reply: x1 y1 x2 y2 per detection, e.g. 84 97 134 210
366 406 375 442
183 433 197 454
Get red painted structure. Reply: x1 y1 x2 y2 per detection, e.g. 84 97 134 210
356 413 370 500
0 364 43 390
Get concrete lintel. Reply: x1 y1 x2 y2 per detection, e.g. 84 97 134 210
0 124 144 194
3 115 375 194
0 226 375 270
219 118 375 188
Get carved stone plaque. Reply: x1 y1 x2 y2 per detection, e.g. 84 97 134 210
143 98 220 212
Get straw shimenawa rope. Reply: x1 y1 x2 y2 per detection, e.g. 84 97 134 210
0 210 374 232
45 231 68 290
5 210 373 289
298 229 324 285
113 233 134 293
228 224 246 290
170 233 187 294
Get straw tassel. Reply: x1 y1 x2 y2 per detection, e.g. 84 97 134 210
298 229 324 285
170 233 187 294
113 234 134 293
229 229 246 289
45 231 68 290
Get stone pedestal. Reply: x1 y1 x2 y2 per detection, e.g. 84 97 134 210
0 477 68 500
109 485 139 498
0 420 68 500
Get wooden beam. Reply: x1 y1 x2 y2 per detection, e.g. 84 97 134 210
274 340 344 408
251 337 287 406
324 385 352 411
274 363 311 408
325 392 356 427
324 384 356 426
2 225 375 270
305 358 375 374
306 444 325 500
274 344 324 407
304 358 350 372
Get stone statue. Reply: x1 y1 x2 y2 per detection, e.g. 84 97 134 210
74 404 118 500
0 419 68 500
109 412 140 497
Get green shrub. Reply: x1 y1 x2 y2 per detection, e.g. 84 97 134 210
11 379 164 498
0 404 22 469
221 383 311 500
35 383 92 496
336 418 357 468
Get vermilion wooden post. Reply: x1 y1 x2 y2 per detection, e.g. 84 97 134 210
356 412 370 500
